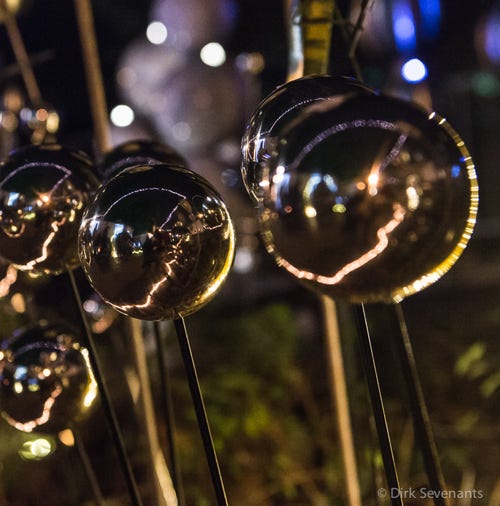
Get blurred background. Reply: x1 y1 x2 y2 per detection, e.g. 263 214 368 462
0 0 499 504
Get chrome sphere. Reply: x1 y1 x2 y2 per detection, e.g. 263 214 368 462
258 93 478 303
79 163 235 320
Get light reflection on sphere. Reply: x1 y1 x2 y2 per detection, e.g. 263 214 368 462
241 75 374 203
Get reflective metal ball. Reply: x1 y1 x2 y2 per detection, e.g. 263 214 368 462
99 139 187 181
241 75 374 202
0 323 96 433
259 94 478 303
78 163 235 320
0 144 100 275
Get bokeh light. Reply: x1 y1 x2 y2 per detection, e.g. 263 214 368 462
110 104 135 127
200 42 226 67
401 57 428 82
146 21 168 45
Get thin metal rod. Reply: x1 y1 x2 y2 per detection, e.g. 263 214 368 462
392 304 449 506
0 0 42 104
66 268 143 506
173 317 228 506
154 322 186 506
348 0 375 58
129 319 178 506
72 427 106 506
321 296 362 506
73 0 111 157
354 304 403 506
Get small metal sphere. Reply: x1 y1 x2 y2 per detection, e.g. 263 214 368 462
0 323 96 433
78 163 235 320
99 139 187 181
241 75 374 202
0 144 100 275
259 93 478 303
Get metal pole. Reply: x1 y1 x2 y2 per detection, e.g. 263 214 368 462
174 317 228 506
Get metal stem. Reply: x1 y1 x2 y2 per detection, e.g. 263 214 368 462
72 427 106 506
348 0 375 58
0 0 42 104
73 0 111 157
153 322 186 506
173 317 228 506
66 268 143 506
392 304 449 506
354 304 403 506
321 296 362 506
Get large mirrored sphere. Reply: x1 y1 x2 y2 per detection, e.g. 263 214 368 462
99 139 187 181
0 323 95 433
0 144 100 275
241 75 374 202
78 163 235 320
259 94 478 303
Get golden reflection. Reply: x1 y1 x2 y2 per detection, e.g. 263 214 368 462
18 437 54 461
277 204 406 285
0 264 17 297
58 428 75 447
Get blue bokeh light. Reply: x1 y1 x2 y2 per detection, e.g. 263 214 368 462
418 0 441 39
392 0 417 52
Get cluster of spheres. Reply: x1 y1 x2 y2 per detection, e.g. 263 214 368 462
0 138 235 433
0 71 479 433
241 75 478 303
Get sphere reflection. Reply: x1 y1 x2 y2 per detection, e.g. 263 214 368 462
241 75 374 202
79 163 235 320
0 323 96 433
0 144 100 275
259 94 478 303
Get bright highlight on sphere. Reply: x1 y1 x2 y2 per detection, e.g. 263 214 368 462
401 58 428 83
200 42 226 67
110 104 135 127
19 438 54 461
146 21 168 45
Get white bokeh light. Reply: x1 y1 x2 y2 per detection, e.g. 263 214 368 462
110 104 135 128
146 21 168 45
401 58 428 83
200 42 226 67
